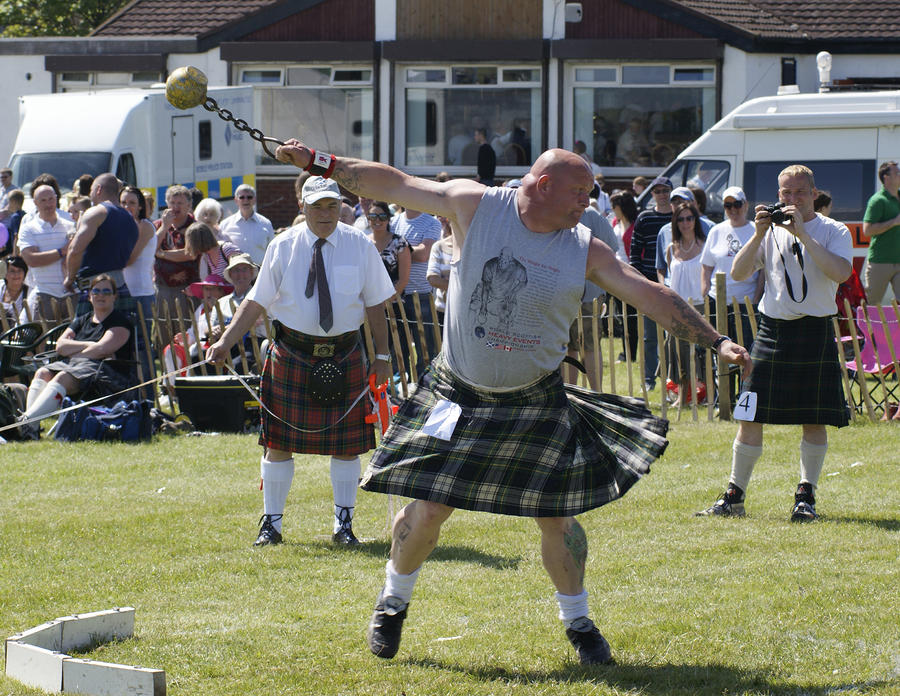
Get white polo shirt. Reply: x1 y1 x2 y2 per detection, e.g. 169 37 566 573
247 221 395 336
219 211 275 265
17 214 75 297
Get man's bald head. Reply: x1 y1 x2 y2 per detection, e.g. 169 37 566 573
516 149 594 233
93 173 121 201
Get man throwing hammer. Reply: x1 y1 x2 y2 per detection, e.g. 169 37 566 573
274 142 751 664
207 176 394 546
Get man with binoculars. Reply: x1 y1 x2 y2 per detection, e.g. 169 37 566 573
696 164 853 522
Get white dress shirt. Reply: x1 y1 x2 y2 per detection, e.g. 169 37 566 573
219 211 275 265
247 222 395 336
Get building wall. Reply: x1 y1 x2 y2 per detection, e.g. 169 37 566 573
242 0 374 41
565 0 704 39
0 55 53 166
395 0 541 40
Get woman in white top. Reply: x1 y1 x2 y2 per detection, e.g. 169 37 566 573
664 201 707 406
120 186 157 319
699 185 763 350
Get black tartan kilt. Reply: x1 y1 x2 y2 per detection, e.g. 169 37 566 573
741 314 849 427
360 353 669 517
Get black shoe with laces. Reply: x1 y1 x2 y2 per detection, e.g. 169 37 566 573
791 483 818 522
367 591 408 659
695 484 746 517
332 506 360 546
565 617 614 665
253 514 283 546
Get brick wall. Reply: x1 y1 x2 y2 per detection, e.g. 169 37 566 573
256 177 301 230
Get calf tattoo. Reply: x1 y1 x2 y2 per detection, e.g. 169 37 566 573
564 520 588 584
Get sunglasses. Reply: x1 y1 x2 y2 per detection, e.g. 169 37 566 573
367 213 389 221
90 287 115 296
724 201 744 209
651 188 671 195
237 195 255 200
676 215 696 223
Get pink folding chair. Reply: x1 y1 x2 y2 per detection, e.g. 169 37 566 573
845 306 900 413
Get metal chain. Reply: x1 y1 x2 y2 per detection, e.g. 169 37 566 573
203 97 283 158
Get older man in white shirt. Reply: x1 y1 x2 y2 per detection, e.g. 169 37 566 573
219 184 275 265
208 176 394 549
17 184 75 320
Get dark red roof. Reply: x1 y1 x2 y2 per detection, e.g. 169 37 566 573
91 0 284 37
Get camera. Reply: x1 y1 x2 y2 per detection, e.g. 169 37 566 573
764 202 792 225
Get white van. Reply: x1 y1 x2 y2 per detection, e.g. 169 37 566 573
642 89 900 273
8 85 256 212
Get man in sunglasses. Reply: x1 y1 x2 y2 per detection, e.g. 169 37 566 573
269 141 751 666
220 184 274 265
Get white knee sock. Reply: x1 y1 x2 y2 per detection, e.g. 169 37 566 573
330 457 360 532
555 589 590 627
23 382 66 422
383 559 420 605
799 439 828 490
730 440 763 494
260 455 294 533
26 378 48 410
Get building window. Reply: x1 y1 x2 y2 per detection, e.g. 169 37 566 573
57 71 161 92
237 64 374 165
571 63 716 171
399 64 541 171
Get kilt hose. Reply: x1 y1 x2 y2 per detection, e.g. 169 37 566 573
259 339 375 456
360 353 669 517
742 314 849 427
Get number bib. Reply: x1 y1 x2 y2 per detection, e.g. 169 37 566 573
733 391 758 421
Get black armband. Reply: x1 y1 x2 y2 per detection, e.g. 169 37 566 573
711 335 730 351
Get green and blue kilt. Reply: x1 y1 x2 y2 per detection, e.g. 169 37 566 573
741 314 849 427
360 354 669 517
259 340 375 456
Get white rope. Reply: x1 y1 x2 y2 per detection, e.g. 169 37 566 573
0 358 213 434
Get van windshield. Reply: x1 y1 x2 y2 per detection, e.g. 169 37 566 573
638 159 731 222
8 152 112 194
743 160 876 222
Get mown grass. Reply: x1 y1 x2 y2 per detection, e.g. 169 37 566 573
0 418 897 695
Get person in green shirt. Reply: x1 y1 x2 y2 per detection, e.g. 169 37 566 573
862 160 900 304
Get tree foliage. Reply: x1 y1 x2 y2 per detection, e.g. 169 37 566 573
0 0 131 37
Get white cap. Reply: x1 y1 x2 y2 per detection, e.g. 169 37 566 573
722 186 747 203
301 176 341 204
669 186 695 202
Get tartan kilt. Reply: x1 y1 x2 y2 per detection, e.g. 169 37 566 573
742 314 849 426
258 340 375 455
360 354 669 517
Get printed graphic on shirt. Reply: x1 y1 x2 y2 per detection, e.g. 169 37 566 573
468 245 560 354
726 232 742 257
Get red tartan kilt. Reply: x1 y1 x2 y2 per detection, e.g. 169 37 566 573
258 340 375 455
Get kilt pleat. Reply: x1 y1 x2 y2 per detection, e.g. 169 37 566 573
743 314 849 427
259 340 375 455
360 354 669 517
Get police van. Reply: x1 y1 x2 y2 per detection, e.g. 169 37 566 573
641 89 900 276
8 85 256 212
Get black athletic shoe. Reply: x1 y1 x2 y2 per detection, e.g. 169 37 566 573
253 514 283 546
791 483 818 522
367 591 408 659
695 485 746 517
565 617 614 665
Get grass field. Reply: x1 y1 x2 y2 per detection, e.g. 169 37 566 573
1 418 897 695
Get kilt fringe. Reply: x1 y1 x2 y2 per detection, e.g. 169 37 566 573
360 354 668 517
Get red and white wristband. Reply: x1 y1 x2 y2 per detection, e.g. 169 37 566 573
304 149 337 178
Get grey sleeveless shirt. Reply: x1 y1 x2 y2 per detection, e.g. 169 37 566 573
444 187 590 388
